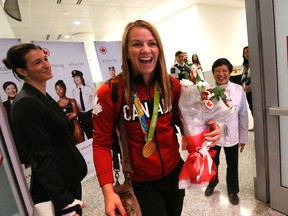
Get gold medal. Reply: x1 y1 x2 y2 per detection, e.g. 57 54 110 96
142 141 156 158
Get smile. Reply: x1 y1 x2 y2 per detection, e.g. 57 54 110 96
139 57 152 64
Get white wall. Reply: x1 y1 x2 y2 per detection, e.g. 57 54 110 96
0 7 15 38
0 4 248 84
156 4 248 82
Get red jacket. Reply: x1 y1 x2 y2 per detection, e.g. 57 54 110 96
92 75 182 186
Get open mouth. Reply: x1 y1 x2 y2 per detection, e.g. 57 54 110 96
139 57 152 64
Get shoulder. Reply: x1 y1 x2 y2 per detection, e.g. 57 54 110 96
13 88 39 105
69 98 77 104
3 100 10 106
97 78 123 100
229 82 245 95
169 75 181 88
233 82 243 90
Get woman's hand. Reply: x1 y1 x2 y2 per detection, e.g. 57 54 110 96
239 143 245 153
204 120 220 147
244 86 251 93
102 183 127 216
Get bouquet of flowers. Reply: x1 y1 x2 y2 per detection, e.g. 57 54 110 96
178 79 234 189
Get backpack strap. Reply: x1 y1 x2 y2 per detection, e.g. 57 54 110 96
108 80 124 173
111 81 118 103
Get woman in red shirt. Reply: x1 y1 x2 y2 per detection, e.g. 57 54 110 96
92 20 220 216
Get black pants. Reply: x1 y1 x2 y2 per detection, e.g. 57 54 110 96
208 145 239 195
78 110 93 139
132 159 185 216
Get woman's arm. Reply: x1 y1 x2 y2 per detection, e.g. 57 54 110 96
66 98 79 120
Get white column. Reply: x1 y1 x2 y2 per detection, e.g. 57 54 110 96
72 32 102 87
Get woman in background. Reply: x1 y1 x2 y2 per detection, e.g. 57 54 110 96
71 70 94 140
241 46 253 116
191 54 205 81
3 43 87 216
2 81 18 123
55 79 85 144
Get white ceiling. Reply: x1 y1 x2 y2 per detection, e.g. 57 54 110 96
4 0 245 43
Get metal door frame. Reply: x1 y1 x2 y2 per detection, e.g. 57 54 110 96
245 0 288 214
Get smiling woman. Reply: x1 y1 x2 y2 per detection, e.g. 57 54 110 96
2 43 87 216
92 20 221 216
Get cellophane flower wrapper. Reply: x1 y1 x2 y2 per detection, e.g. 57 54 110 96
178 79 234 189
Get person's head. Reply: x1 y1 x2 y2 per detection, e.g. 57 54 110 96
242 46 249 66
55 80 67 98
212 58 233 86
71 70 86 86
2 43 52 83
108 66 116 77
175 51 184 64
192 54 200 64
183 52 188 63
3 81 18 99
121 20 171 110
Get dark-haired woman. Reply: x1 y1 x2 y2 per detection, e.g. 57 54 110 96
241 46 253 116
3 43 87 216
2 81 18 123
191 54 204 81
55 80 85 144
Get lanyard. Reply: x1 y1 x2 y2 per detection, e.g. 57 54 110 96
133 82 160 144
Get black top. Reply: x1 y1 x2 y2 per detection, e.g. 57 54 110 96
10 83 87 210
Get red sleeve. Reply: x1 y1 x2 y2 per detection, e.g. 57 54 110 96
92 83 115 186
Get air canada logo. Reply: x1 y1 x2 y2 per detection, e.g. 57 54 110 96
42 48 50 57
100 46 107 54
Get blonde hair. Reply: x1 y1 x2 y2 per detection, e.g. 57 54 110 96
120 20 171 111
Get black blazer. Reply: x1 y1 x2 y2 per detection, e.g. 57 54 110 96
3 99 12 115
10 83 87 210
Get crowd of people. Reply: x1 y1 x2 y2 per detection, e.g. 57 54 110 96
1 19 251 216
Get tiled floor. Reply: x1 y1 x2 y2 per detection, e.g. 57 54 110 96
82 131 286 216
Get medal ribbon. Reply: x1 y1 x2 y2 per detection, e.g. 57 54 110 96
133 82 160 143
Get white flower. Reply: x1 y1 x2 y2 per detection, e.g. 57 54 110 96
196 81 209 87
196 81 209 93
180 79 194 88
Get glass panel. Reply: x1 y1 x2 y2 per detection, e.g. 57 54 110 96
0 153 20 216
274 0 288 188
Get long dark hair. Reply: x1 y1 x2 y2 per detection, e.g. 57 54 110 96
3 43 42 80
192 54 201 65
242 46 249 67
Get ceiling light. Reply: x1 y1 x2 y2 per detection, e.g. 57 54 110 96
62 11 70 15
73 21 81 25
64 35 71 39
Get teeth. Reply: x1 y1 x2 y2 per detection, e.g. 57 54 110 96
140 57 151 61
